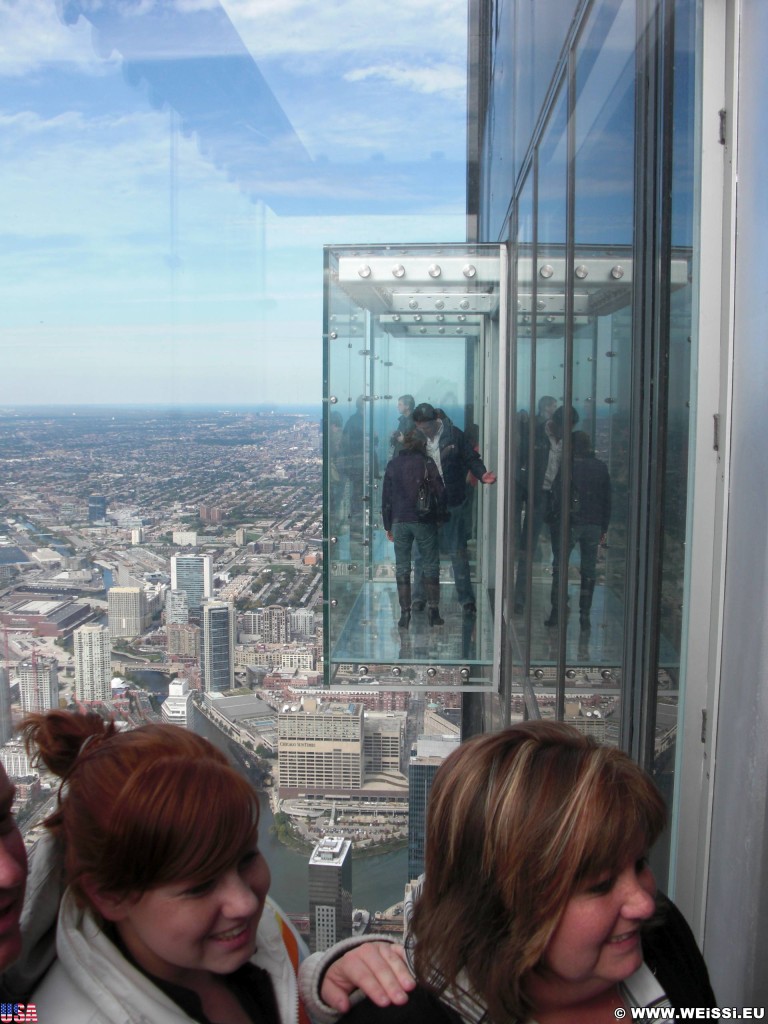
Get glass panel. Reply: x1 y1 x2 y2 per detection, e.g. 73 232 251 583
324 244 503 689
525 85 568 688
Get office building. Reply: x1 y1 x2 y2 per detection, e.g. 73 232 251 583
0 742 33 779
165 588 189 626
87 494 107 523
107 587 146 639
201 600 236 693
171 553 213 614
18 658 58 714
73 623 111 702
308 836 352 953
278 699 363 798
289 608 315 640
363 714 405 775
0 668 12 746
167 622 200 661
408 735 460 881
161 677 192 728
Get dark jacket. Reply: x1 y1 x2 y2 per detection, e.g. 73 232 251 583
571 453 611 532
382 450 446 531
547 453 611 533
338 896 714 1024
431 423 488 507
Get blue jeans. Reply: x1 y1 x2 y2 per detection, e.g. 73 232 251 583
392 520 440 580
413 497 474 606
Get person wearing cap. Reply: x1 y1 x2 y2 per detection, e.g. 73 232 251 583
411 403 496 615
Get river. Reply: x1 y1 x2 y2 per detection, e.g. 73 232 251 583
257 791 409 915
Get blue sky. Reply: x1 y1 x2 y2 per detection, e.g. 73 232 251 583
0 0 468 405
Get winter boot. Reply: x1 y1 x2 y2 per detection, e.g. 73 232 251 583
425 577 444 626
396 575 411 629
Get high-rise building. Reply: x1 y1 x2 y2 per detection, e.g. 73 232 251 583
165 589 189 625
0 668 12 746
17 658 58 714
201 601 235 693
407 735 459 881
0 742 32 779
167 622 200 661
308 836 352 953
161 677 192 727
278 699 364 798
107 587 146 639
171 553 213 614
289 608 315 640
87 494 107 523
73 623 111 702
261 605 287 644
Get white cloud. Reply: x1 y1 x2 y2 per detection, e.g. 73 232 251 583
344 63 465 97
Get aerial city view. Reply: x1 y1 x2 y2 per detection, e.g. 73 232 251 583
0 403 461 936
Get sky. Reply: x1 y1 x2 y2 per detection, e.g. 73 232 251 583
0 0 468 406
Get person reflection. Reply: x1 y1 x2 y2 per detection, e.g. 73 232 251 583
390 395 415 457
513 396 557 614
570 431 611 632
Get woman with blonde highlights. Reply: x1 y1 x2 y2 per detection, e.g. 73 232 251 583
304 721 714 1024
20 710 411 1024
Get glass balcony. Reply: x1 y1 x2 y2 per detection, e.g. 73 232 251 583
323 244 504 691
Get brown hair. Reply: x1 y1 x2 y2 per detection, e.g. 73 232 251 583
411 721 666 1022
21 711 259 907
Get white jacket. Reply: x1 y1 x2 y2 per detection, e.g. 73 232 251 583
32 887 307 1024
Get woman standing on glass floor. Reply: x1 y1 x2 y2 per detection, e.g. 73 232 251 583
381 430 447 628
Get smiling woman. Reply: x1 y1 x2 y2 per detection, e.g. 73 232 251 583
305 722 716 1024
15 711 391 1024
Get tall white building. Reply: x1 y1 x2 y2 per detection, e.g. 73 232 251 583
18 658 59 714
289 608 315 640
171 553 213 614
73 624 112 702
165 588 189 625
201 601 235 693
107 586 146 639
161 677 192 727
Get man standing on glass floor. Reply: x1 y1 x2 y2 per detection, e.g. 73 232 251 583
411 403 496 615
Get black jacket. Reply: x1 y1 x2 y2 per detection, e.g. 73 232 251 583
339 896 714 1024
382 450 446 531
431 423 488 508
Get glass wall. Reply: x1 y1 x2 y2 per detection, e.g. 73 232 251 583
0 0 470 922
481 0 696 883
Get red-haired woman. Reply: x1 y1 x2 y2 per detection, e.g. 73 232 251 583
19 711 404 1024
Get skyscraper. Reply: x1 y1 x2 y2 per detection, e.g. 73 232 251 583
171 553 213 614
165 588 189 625
308 836 352 953
87 494 107 523
201 600 235 693
278 699 364 797
0 668 12 745
107 587 146 639
18 658 59 714
407 734 459 881
73 623 112 703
